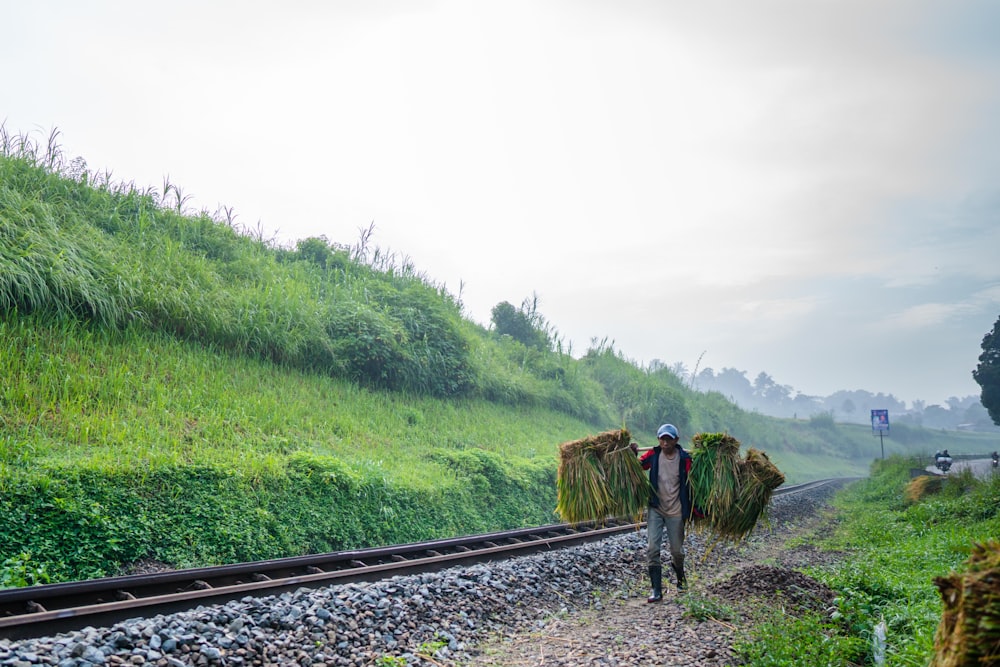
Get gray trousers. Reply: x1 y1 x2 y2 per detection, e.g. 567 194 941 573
646 511 685 569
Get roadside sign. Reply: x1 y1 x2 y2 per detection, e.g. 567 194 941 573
871 409 889 433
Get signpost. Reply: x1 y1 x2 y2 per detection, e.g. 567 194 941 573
871 409 889 459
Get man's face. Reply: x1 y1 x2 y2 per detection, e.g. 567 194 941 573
659 435 679 453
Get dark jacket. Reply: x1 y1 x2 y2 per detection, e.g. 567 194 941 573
640 445 694 521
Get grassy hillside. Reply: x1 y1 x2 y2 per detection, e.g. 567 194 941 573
2 128 995 585
0 312 600 581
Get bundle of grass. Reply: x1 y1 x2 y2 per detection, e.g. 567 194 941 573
931 540 1000 666
732 447 784 537
904 475 944 504
688 432 784 543
556 428 650 525
688 432 742 530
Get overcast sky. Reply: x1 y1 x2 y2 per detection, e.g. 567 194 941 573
4 1 1000 408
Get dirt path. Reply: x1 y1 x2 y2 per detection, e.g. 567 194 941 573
463 494 844 666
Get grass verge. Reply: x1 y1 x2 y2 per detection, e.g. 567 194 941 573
735 457 1000 666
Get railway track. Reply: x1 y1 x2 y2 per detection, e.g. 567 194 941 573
0 477 848 640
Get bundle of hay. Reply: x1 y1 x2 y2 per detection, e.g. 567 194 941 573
688 432 784 542
931 540 1000 666
556 428 650 524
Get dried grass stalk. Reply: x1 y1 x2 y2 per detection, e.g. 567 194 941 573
904 475 944 504
931 540 1000 666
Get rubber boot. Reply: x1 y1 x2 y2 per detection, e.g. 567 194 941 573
672 562 686 590
646 565 663 603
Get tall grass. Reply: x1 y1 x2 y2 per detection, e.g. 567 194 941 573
0 313 594 476
0 124 612 417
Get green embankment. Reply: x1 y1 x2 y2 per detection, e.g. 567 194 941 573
0 314 594 582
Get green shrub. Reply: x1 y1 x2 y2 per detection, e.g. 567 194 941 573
1 552 51 588
808 411 836 430
736 608 867 666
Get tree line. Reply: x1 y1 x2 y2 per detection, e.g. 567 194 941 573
679 365 998 432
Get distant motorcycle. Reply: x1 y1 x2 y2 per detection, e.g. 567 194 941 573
992 454 998 470
935 455 952 473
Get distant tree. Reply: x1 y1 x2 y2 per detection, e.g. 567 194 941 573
747 372 791 408
491 301 537 348
973 314 1000 425
694 367 716 391
490 296 550 351
841 398 856 416
295 235 349 270
765 383 793 405
668 361 688 379
962 402 998 431
861 391 906 415
752 372 775 398
792 393 823 417
923 404 954 429
715 367 753 404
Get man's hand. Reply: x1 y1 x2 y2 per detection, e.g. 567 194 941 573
629 442 638 455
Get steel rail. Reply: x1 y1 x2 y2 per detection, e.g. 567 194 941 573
0 519 638 639
773 477 855 496
0 476 853 640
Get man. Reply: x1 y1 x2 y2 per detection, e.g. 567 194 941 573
637 423 693 602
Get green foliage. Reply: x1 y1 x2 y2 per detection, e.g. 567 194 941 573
1 552 51 588
878 420 929 445
294 235 350 272
680 590 736 622
808 411 836 430
426 448 557 528
417 638 448 657
735 608 867 666
580 341 689 435
491 300 548 350
850 456 916 506
0 449 560 581
826 561 922 641
973 313 1000 425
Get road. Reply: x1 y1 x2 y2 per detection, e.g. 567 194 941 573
926 457 999 479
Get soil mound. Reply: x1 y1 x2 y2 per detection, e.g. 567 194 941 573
708 564 835 612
